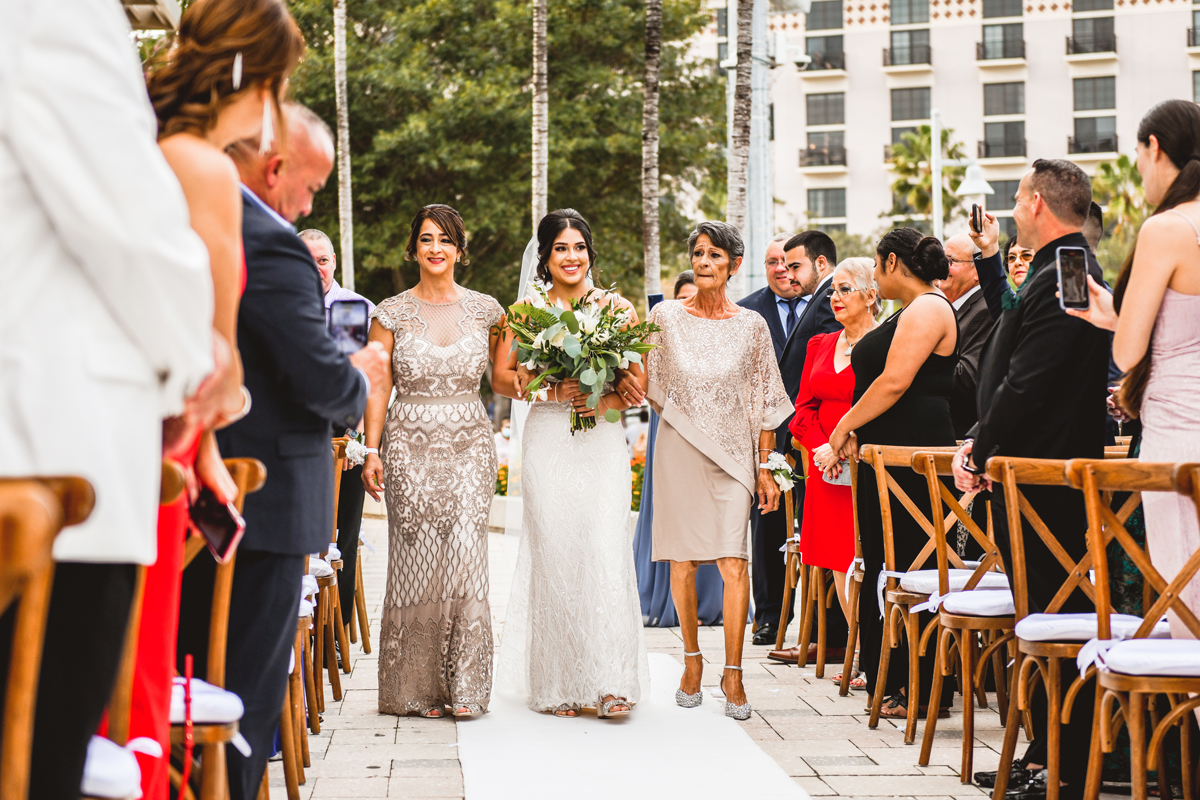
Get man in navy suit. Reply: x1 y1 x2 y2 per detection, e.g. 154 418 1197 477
177 104 388 800
738 230 842 646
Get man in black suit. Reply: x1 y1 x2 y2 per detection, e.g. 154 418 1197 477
177 104 388 800
738 231 842 649
940 232 994 438
953 160 1109 800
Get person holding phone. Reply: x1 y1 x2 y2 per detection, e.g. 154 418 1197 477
954 159 1110 798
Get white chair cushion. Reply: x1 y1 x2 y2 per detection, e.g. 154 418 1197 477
1015 612 1173 643
327 544 341 561
299 597 314 618
301 574 319 599
308 558 334 578
170 678 245 724
81 736 141 799
1100 639 1200 677
941 589 1016 617
899 568 1009 595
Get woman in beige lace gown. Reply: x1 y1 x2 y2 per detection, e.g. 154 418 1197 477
362 205 504 718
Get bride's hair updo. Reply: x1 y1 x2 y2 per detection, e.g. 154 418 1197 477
876 227 950 283
536 209 598 284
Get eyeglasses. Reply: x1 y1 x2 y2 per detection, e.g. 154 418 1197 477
947 258 974 266
826 283 864 299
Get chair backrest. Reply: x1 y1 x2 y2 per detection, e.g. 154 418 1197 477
1065 458 1189 642
858 444 965 596
911 451 1003 598
330 438 348 548
985 456 1087 621
0 478 89 800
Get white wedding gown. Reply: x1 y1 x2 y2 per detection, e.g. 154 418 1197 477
497 397 649 711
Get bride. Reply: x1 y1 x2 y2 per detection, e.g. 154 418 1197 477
494 208 650 718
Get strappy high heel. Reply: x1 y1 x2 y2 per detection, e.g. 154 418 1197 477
597 695 632 718
675 651 703 708
720 665 752 721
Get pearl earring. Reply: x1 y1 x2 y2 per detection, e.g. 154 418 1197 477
232 52 243 91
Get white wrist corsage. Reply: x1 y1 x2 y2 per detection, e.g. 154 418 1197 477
765 451 796 492
345 430 368 467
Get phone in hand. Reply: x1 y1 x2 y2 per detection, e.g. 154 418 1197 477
329 299 370 354
1056 246 1090 311
970 203 983 235
189 487 245 563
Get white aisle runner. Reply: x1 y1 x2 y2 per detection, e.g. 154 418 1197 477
457 652 808 800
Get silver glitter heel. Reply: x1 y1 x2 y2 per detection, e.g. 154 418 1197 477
721 665 752 721
675 651 703 708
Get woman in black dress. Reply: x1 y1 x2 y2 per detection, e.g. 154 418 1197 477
824 228 959 718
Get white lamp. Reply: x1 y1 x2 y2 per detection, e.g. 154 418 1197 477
955 163 995 198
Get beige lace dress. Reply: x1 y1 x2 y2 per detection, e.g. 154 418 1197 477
645 301 792 562
371 288 503 715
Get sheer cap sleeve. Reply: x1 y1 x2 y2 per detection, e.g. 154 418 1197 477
371 294 405 334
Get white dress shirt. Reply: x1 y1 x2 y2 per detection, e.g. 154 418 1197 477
774 292 809 335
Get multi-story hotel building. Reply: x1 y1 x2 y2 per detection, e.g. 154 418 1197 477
709 0 1197 238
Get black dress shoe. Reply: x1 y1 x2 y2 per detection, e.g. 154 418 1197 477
1005 769 1048 800
752 625 777 645
974 764 1032 790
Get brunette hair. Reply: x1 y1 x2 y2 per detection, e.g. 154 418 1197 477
146 0 305 140
673 270 696 298
687 220 744 261
783 230 838 268
405 205 470 266
536 209 598 285
1114 100 1200 416
1028 158 1092 227
875 227 949 283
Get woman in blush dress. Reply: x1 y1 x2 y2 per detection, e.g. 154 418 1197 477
1069 99 1200 641
362 205 505 718
768 258 879 688
647 221 792 721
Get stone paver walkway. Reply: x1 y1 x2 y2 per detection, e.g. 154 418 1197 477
265 518 1086 800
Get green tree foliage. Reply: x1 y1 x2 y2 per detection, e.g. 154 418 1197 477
885 125 967 226
288 0 726 309
1091 155 1149 280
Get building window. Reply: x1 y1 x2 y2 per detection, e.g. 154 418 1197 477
1073 0 1113 10
892 126 918 143
1074 76 1116 111
802 131 847 166
717 6 727 37
981 121 1026 158
808 188 847 218
1069 17 1116 53
805 35 845 70
984 82 1024 116
891 0 929 24
1194 71 1200 104
980 23 1024 59
818 224 848 233
982 0 1022 16
1071 116 1118 153
888 29 931 65
998 217 1018 239
807 0 843 31
891 87 931 121
989 179 1021 211
806 92 845 125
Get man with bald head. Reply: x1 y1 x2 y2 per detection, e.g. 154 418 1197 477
178 102 388 799
940 232 993 437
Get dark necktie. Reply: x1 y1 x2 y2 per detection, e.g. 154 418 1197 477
785 297 799 338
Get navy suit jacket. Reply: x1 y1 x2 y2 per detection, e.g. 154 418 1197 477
217 195 368 555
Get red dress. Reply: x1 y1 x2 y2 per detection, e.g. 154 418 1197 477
789 332 856 572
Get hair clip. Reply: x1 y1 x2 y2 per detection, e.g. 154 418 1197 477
232 52 243 91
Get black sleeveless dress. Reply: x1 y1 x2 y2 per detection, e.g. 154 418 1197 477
851 297 958 704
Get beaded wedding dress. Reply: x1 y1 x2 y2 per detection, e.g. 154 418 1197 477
496 392 650 712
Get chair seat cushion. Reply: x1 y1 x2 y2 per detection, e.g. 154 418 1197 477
327 544 341 561
170 678 245 724
308 558 334 578
941 589 1016 617
899 569 1009 595
299 597 314 618
1015 612 1172 643
301 574 319 599
1100 639 1200 677
81 736 141 799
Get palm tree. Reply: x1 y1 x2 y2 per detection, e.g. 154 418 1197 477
726 0 752 232
1092 154 1147 238
886 124 967 227
641 0 662 301
333 0 355 291
532 0 548 229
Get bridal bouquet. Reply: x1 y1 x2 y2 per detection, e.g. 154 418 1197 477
503 285 661 433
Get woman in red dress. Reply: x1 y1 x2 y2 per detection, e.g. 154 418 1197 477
789 257 879 686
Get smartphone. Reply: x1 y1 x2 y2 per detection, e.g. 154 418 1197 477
329 299 370 354
189 487 246 563
970 203 983 235
1056 246 1090 311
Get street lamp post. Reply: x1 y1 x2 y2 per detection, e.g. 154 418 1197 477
931 108 994 240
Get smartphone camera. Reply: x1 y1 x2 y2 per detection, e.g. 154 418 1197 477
970 203 983 235
1056 246 1090 311
329 299 370 354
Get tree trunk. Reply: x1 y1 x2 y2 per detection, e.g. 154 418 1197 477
531 0 549 230
726 0 753 234
641 0 662 302
333 0 355 291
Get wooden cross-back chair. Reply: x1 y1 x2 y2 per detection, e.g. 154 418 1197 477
1066 459 1200 800
860 443 985 744
311 439 351 713
775 449 803 649
835 458 865 696
0 476 91 800
909 451 1013 780
985 456 1109 800
171 458 266 800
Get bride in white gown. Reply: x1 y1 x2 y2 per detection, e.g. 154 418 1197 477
494 209 650 718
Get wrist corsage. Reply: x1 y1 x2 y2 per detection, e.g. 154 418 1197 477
345 430 368 467
765 451 796 492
